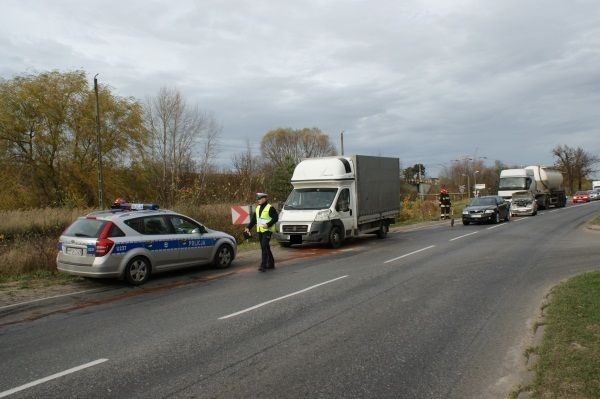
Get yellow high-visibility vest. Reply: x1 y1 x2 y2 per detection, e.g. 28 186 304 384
255 204 275 232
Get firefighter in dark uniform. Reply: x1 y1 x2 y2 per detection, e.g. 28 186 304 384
439 187 452 220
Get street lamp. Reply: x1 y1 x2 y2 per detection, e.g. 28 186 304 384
462 173 470 199
474 170 480 197
94 74 104 209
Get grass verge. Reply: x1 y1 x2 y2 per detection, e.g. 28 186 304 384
532 271 600 398
0 270 80 290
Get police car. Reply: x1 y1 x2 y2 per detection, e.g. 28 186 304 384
56 201 237 285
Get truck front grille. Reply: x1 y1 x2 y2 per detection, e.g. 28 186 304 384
282 225 308 233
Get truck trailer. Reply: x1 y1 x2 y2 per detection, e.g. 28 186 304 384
275 155 400 248
498 165 566 209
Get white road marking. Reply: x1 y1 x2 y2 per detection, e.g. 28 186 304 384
0 289 103 311
449 232 478 242
383 245 435 264
486 224 506 230
219 275 349 320
0 359 108 398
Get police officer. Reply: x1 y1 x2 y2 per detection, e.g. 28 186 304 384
245 193 279 272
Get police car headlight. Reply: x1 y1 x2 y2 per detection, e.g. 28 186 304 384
484 209 495 214
314 210 331 221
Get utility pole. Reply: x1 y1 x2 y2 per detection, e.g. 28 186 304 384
94 74 104 209
340 131 344 155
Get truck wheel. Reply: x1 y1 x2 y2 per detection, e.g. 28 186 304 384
329 226 343 249
462 220 469 225
376 224 388 239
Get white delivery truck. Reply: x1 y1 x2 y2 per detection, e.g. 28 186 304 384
275 155 400 248
498 165 566 209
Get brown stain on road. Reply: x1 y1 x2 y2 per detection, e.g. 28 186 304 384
0 245 352 328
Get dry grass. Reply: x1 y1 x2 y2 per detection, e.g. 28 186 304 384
0 208 89 241
0 237 59 276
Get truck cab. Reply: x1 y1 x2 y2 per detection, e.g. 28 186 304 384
275 156 399 248
498 168 535 202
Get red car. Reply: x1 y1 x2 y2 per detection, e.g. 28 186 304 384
572 191 590 203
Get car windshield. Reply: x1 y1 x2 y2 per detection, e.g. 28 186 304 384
499 177 528 190
575 191 588 195
284 188 338 210
469 197 497 206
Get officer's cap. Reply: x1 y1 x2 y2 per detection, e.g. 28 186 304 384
256 192 268 199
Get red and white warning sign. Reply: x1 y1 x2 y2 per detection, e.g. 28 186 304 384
231 205 251 225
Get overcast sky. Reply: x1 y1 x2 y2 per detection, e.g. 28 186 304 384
1 0 599 177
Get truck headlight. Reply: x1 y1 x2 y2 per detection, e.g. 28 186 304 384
314 210 331 221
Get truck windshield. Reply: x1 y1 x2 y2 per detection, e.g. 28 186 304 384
284 188 338 210
499 177 528 190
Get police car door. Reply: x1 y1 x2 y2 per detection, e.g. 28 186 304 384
169 215 212 266
140 216 180 270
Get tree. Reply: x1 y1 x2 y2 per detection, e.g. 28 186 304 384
144 88 221 205
266 156 296 202
260 127 337 167
0 70 147 208
553 144 599 192
231 140 263 201
403 164 426 181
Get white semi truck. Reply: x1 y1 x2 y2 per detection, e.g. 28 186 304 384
498 165 566 209
275 155 400 248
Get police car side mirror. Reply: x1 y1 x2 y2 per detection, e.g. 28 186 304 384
201 226 208 234
192 226 207 235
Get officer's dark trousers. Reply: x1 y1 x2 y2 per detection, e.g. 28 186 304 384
258 232 275 270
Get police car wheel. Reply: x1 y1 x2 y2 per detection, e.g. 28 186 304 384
124 256 151 285
214 244 233 269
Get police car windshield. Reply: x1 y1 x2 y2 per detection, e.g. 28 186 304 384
284 188 337 210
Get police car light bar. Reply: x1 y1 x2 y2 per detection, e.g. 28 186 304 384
111 203 159 211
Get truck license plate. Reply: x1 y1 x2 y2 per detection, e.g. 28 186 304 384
66 247 83 256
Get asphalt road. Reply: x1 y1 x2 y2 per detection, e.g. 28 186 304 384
1 201 599 398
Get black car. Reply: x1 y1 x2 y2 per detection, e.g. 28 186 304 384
462 196 510 225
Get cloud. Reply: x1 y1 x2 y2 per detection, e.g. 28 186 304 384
1 0 599 176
